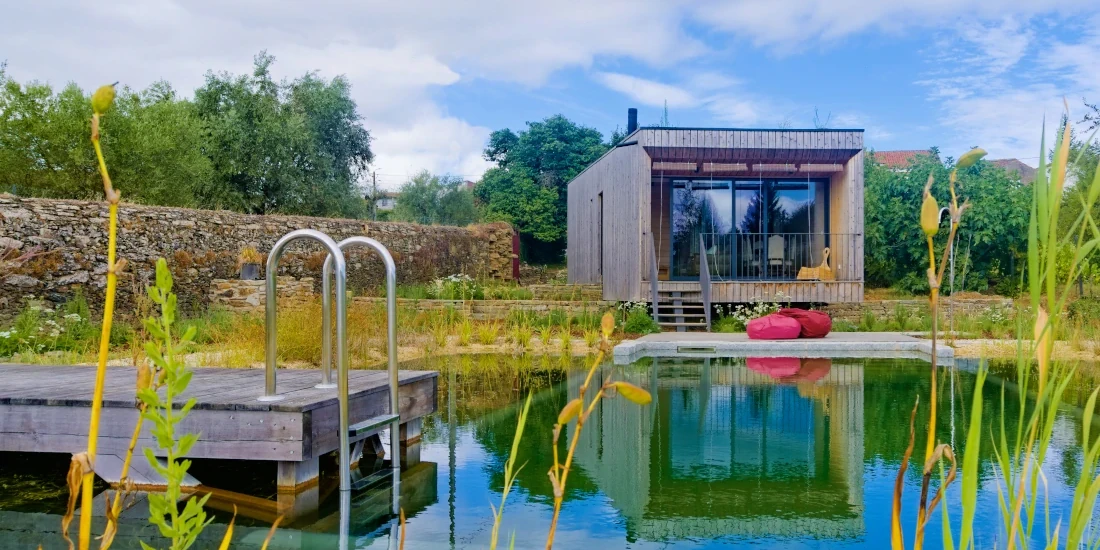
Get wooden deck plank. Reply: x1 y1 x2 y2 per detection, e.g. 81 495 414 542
0 364 439 464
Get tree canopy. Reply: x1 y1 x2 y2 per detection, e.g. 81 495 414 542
475 115 611 260
0 54 373 218
394 171 478 226
864 149 1031 293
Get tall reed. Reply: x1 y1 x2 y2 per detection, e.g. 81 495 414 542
891 111 1100 549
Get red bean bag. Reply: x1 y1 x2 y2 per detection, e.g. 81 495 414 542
791 358 832 382
746 313 802 340
777 308 832 338
747 356 801 378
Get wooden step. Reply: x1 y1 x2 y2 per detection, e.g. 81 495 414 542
349 414 400 439
656 312 706 319
658 321 708 327
657 304 705 310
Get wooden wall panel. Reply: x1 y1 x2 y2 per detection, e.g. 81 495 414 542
567 143 651 300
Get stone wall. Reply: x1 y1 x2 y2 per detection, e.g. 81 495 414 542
823 298 1013 322
0 195 513 315
527 284 603 301
210 277 315 311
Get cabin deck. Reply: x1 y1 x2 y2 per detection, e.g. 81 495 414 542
0 364 438 492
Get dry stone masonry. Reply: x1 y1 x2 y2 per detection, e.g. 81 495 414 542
0 195 513 315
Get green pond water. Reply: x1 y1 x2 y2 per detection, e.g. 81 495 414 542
2 354 1099 549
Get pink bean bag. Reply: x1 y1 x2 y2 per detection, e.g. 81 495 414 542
746 313 802 340
777 308 833 338
747 356 801 378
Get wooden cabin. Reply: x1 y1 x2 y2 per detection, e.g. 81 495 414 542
567 110 864 315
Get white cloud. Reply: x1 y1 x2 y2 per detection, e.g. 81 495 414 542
918 17 1100 162
1 0 701 187
594 72 698 108
594 71 807 128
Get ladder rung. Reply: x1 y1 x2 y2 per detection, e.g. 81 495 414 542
350 466 395 491
349 414 400 438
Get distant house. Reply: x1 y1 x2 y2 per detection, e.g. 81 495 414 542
374 191 399 212
567 108 865 310
989 158 1037 184
872 149 1036 184
872 150 930 171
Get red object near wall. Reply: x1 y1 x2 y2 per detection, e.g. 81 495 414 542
512 230 520 280
746 314 802 340
777 308 832 338
747 357 801 378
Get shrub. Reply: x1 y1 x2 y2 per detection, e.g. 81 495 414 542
623 309 660 335
712 301 780 332
1068 297 1100 322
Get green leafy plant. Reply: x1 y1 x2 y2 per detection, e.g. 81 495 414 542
137 258 214 550
891 115 1100 549
457 319 474 346
477 322 501 345
622 309 660 335
558 328 573 355
537 325 554 346
545 313 650 548
583 329 599 349
488 393 532 550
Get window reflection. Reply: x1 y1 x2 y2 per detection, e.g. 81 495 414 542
670 179 828 280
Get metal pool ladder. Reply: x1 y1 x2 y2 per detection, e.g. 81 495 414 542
261 230 402 502
321 236 402 494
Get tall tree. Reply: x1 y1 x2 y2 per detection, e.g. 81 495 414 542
394 170 478 226
193 52 372 217
476 115 611 261
0 69 211 205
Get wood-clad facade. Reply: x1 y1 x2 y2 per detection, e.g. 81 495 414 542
567 127 865 303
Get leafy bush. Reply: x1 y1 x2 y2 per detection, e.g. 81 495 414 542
427 274 484 300
0 293 96 356
622 310 660 335
712 301 781 332
1068 297 1100 322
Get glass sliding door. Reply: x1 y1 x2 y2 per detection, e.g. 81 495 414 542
669 178 828 280
767 181 827 279
671 180 732 278
733 181 764 279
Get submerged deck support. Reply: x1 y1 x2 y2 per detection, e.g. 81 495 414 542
277 456 321 493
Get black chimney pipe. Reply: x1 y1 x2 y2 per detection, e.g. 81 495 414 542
627 108 638 134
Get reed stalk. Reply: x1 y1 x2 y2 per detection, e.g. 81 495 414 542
75 84 123 550
545 313 650 549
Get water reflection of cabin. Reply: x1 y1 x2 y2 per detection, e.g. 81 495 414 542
567 111 864 303
573 359 864 541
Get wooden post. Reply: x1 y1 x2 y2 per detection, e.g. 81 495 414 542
400 418 422 443
277 456 320 493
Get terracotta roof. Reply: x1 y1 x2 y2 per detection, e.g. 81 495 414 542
872 150 930 170
989 158 1037 184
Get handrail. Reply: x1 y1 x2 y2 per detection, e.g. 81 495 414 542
698 234 712 331
262 229 347 402
321 237 400 494
648 232 659 322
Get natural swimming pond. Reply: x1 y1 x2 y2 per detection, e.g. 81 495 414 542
1 354 1097 548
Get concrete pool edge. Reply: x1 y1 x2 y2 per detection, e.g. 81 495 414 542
613 332 953 364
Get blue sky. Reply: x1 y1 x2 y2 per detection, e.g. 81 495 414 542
5 1 1100 189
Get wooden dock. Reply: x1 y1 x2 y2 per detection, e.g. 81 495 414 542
0 364 437 492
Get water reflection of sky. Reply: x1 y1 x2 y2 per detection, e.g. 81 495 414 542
377 359 1096 549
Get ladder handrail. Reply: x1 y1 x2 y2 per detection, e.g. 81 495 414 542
699 234 712 331
321 236 400 495
649 232 659 322
262 229 347 402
